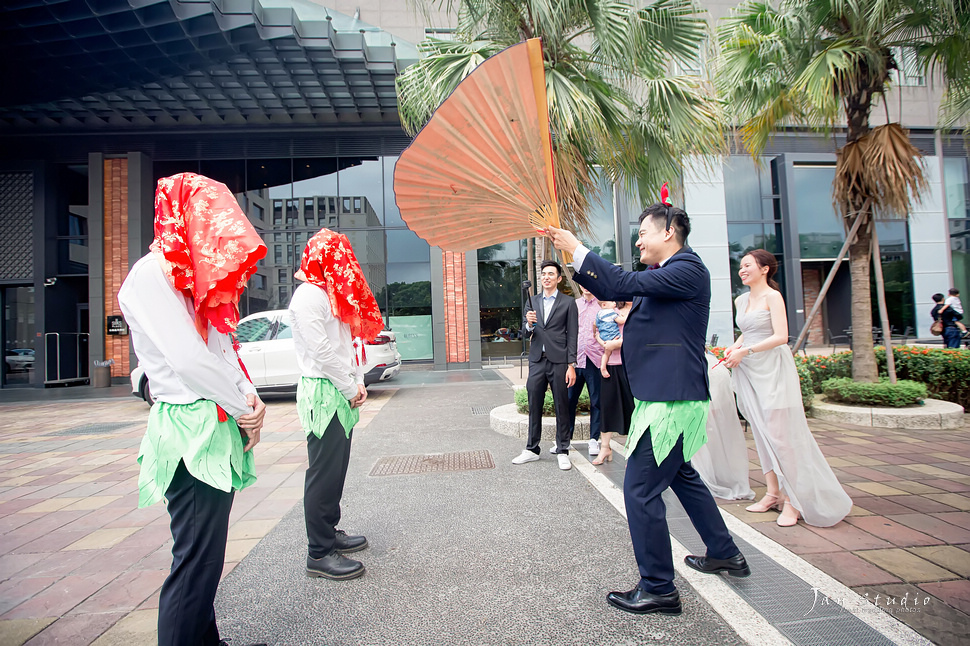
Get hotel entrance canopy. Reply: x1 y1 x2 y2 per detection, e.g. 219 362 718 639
0 0 420 130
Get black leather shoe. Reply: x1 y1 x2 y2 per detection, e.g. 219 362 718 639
606 587 682 615
334 529 368 554
218 640 267 646
684 552 751 577
306 550 365 580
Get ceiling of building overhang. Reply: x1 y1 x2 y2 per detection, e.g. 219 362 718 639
0 0 420 129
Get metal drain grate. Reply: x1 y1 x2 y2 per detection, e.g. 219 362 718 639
470 406 491 416
49 422 138 436
369 450 495 476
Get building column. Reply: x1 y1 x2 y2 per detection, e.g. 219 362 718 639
442 250 469 366
683 156 734 346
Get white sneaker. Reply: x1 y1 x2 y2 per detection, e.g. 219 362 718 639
548 444 557 454
557 454 572 470
588 439 600 456
512 450 540 465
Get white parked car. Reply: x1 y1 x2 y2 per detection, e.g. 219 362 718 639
5 348 34 373
130 309 401 405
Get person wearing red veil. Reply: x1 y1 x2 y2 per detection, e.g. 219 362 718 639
118 173 268 646
288 228 384 580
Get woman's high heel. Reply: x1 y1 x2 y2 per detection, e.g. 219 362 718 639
777 501 800 527
592 451 613 466
745 493 781 513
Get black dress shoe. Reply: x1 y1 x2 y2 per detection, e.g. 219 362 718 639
334 529 368 553
306 550 365 580
218 640 267 646
606 587 682 615
684 552 751 577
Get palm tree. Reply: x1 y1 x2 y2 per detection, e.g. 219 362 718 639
716 0 969 382
396 0 725 242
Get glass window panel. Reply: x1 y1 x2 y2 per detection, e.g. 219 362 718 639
385 228 430 263
944 157 970 220
200 160 245 194
792 165 843 259
383 261 432 360
729 223 780 299
724 157 768 221
478 259 526 358
478 240 525 262
342 229 386 305
246 159 292 197
383 156 405 227
336 156 382 228
235 316 274 343
153 161 198 185
582 173 617 262
950 219 970 297
3 286 36 386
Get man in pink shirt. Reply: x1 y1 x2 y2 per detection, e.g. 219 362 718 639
567 286 604 456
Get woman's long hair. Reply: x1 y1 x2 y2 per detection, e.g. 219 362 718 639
745 249 781 292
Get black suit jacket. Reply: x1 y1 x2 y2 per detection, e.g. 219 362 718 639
524 291 578 364
573 247 710 403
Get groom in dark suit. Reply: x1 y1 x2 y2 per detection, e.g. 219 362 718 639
547 204 750 616
512 260 578 471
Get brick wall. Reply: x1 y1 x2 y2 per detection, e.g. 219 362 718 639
442 251 469 363
103 159 130 378
801 265 825 346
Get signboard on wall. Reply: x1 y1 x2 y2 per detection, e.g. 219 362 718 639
106 315 128 336
388 315 433 360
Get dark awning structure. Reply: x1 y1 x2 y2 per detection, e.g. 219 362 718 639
0 0 420 129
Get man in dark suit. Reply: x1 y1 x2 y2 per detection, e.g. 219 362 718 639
512 260 578 471
547 204 750 616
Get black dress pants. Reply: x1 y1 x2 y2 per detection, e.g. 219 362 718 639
526 356 571 454
158 460 234 646
305 414 353 559
624 433 739 595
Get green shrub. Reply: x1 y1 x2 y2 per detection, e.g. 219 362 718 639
515 385 588 415
821 377 927 407
795 360 814 410
794 346 970 408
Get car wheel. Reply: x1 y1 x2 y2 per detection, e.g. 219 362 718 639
142 378 155 406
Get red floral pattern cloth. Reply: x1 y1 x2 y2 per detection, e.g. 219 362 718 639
294 228 383 343
150 173 267 341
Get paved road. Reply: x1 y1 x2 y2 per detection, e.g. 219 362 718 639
215 381 741 646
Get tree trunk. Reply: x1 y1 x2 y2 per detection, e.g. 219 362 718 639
848 216 878 381
844 86 880 383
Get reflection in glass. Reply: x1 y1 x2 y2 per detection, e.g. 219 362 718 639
478 259 526 357
478 240 525 262
583 173 617 261
339 158 383 227
383 156 404 227
344 229 387 310
792 165 843 259
381 262 432 360
871 221 915 333
944 158 969 220
724 157 771 221
386 228 430 263
950 219 970 297
3 286 35 386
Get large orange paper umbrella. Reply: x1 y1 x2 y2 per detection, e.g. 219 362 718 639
393 38 568 261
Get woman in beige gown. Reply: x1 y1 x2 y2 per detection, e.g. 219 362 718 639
723 249 852 527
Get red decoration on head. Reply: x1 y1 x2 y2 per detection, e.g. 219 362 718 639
660 182 671 207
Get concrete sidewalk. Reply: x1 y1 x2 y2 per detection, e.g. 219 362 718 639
494 367 970 645
0 369 967 645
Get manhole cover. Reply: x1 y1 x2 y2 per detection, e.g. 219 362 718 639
470 406 491 415
49 422 138 436
369 450 495 476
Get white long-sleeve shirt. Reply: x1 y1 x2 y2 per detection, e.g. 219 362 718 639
118 254 256 419
287 282 364 400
